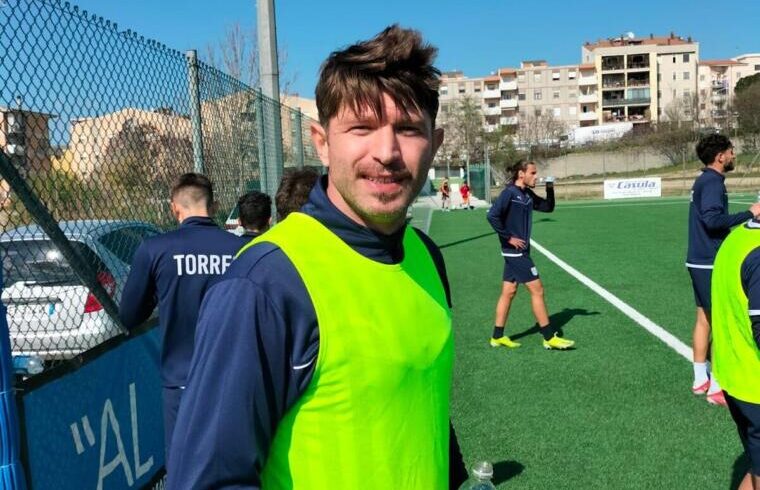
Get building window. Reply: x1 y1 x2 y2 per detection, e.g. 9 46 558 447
683 54 690 63
518 92 526 101
518 73 525 82
552 71 560 81
568 71 577 80
569 91 576 98
582 105 589 113
700 103 706 110
699 74 705 81
534 73 542 82
534 91 542 100
672 56 676 63
553 107 561 117
440 86 448 95
534 108 542 116
474 85 481 92
755 64 760 71
683 72 690 80
657 73 661 82
553 90 560 99
458 84 465 94
672 73 677 81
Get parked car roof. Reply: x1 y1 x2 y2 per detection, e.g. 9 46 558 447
0 220 159 242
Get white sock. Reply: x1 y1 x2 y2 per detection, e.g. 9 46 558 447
693 362 709 387
708 376 722 395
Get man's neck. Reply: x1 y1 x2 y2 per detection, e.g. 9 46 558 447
514 180 526 189
707 162 725 175
177 211 210 223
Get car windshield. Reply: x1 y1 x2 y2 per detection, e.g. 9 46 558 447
1 240 102 286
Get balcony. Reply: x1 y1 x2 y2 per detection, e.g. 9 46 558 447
712 79 727 90
602 97 651 108
579 75 597 86
484 106 500 116
578 93 598 103
712 93 727 103
500 98 518 109
626 62 650 71
500 116 518 125
579 111 598 121
601 63 624 72
499 80 518 91
482 88 500 99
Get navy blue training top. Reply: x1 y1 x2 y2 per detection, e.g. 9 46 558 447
686 168 752 267
486 182 554 256
119 216 244 387
167 177 466 490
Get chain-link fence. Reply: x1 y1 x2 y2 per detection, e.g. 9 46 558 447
0 0 318 374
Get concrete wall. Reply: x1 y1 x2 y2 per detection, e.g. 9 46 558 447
540 148 671 178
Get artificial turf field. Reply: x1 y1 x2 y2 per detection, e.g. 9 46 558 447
427 193 757 489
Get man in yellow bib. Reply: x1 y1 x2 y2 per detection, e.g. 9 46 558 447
167 25 467 489
712 217 760 490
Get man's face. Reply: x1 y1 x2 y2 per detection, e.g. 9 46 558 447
311 93 443 233
719 146 736 172
520 164 539 188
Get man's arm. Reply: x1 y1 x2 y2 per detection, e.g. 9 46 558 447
530 183 555 213
741 247 760 350
118 242 156 330
699 180 753 231
486 190 511 238
167 247 317 490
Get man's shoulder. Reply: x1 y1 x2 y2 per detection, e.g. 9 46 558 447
226 241 293 280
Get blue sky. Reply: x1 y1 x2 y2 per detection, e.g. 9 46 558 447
41 0 760 98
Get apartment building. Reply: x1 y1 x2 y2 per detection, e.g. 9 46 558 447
698 54 760 126
514 60 580 130
437 33 758 137
439 70 485 122
581 33 699 125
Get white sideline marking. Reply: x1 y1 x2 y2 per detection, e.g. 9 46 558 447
531 239 691 361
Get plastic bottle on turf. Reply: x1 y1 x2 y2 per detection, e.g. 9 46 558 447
458 461 496 490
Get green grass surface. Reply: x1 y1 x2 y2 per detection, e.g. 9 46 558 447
429 197 751 489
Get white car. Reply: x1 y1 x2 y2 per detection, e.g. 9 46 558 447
1 220 160 361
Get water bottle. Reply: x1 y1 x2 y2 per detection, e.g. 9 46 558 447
458 461 496 490
13 355 44 375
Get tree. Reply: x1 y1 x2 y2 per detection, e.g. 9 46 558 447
435 96 486 174
204 22 296 95
482 126 520 180
516 111 566 157
735 73 760 95
735 82 760 151
645 98 698 165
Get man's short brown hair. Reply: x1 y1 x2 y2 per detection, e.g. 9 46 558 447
315 24 440 127
275 168 320 221
170 173 214 210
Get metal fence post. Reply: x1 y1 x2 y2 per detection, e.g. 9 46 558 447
0 153 127 335
255 88 268 191
186 49 205 174
294 109 305 169
0 268 26 489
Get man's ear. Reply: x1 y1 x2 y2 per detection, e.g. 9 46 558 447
311 122 330 168
432 127 444 158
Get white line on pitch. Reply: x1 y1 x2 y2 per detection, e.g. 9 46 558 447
531 239 691 361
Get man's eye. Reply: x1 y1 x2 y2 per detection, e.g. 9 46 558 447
400 126 422 135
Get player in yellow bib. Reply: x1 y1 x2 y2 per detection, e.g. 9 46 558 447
712 219 760 490
168 25 467 489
